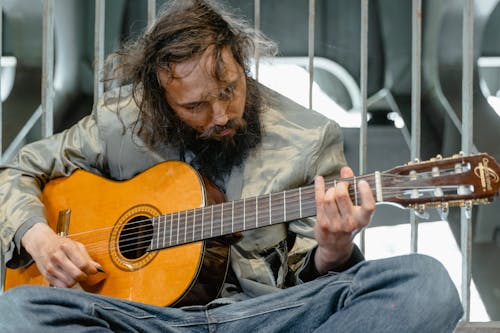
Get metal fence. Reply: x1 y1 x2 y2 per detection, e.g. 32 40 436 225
0 0 496 329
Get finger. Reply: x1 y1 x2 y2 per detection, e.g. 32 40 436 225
314 176 326 204
43 258 83 287
340 166 354 179
45 272 67 288
63 241 99 276
49 249 88 285
335 180 353 219
358 179 376 221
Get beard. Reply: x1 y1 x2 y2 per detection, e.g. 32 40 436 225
172 78 263 189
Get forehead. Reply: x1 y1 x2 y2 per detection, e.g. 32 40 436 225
158 48 242 104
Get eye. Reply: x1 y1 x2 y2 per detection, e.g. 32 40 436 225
219 85 235 101
182 103 204 114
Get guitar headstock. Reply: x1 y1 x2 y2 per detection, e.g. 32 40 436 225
382 153 500 208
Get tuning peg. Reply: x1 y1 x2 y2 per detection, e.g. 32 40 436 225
407 158 421 165
438 202 449 221
414 204 429 219
430 154 443 162
463 200 473 219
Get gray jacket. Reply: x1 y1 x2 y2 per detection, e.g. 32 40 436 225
0 85 350 299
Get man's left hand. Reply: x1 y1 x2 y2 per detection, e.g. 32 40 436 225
313 166 375 274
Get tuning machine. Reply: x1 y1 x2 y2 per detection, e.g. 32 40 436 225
407 157 421 166
437 202 449 221
430 154 443 162
452 151 465 159
414 204 429 219
463 200 473 219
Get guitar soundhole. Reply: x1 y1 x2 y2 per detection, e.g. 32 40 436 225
118 216 153 260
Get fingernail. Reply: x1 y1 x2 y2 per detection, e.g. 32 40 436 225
96 266 105 273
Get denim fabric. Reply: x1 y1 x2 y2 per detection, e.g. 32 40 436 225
0 254 463 333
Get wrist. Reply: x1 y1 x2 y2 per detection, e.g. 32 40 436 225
21 222 53 255
314 242 354 274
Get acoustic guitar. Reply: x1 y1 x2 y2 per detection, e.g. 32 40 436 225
4 153 500 307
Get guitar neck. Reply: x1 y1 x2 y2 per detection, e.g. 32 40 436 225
148 175 377 251
148 151 500 251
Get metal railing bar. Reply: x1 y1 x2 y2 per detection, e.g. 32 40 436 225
254 0 260 82
2 107 43 163
42 0 54 138
308 0 315 111
94 0 105 104
148 0 156 26
410 0 422 253
460 0 474 322
359 0 369 254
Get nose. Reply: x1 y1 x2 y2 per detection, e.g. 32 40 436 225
212 100 229 125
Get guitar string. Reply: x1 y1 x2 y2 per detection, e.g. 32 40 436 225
71 172 461 248
73 168 462 243
76 189 466 255
73 179 458 252
70 171 432 239
81 183 460 257
71 175 382 243
73 165 471 249
69 167 466 252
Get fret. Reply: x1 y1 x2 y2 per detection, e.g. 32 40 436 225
220 203 224 236
161 215 166 248
268 193 272 225
210 205 214 238
243 197 246 230
184 210 188 243
231 201 235 233
299 187 302 218
200 207 204 241
169 213 173 247
283 191 286 221
176 211 180 245
353 176 358 205
192 209 196 241
255 196 258 228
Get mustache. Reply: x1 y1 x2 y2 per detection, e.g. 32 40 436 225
199 117 247 139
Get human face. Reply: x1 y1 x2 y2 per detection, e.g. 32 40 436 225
158 47 247 140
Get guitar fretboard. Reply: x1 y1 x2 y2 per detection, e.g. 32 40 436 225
148 176 374 251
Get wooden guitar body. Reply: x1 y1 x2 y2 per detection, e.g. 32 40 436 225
4 161 230 307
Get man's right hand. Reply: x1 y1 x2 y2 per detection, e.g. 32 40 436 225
21 222 101 288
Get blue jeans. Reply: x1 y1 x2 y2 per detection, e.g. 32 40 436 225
0 254 462 332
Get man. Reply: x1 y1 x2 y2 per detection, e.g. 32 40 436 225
0 0 462 332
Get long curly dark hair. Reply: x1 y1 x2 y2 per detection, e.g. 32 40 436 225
101 0 279 185
104 0 277 151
